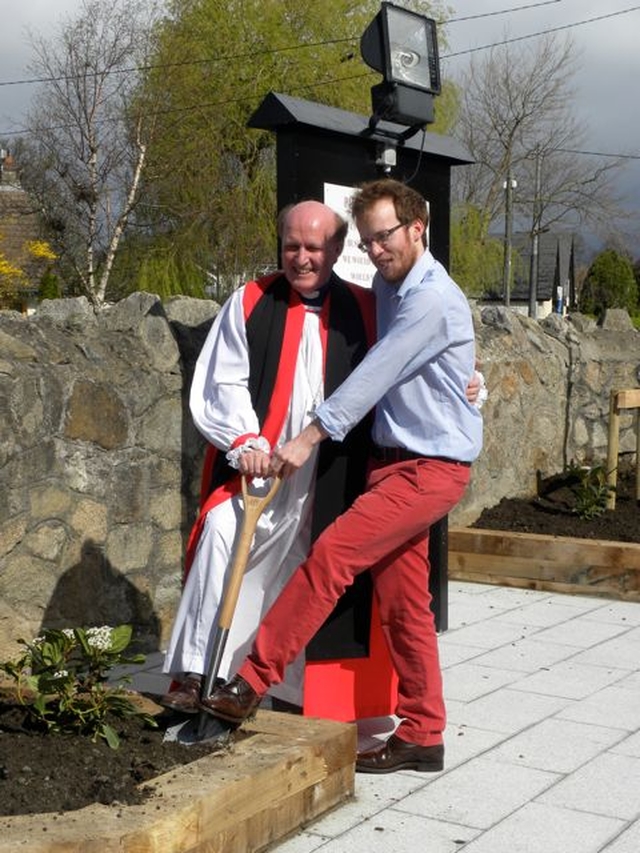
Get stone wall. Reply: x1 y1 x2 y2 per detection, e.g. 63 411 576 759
1 294 638 659
460 305 639 526
0 293 217 659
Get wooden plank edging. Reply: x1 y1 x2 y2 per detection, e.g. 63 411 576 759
0 710 356 853
449 527 640 599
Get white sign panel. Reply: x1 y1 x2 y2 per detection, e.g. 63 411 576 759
323 182 376 288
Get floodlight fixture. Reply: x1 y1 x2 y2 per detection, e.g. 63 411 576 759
360 2 441 135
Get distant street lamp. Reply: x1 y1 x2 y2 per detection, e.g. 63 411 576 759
528 145 543 319
360 2 441 140
502 174 517 306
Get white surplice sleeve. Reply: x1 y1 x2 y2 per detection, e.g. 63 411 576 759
189 287 265 453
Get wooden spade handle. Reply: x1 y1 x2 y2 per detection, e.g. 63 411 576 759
217 474 282 629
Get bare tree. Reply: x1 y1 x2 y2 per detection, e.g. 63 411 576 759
452 34 626 298
19 0 162 305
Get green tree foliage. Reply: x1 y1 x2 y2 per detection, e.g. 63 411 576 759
633 258 640 288
119 0 453 299
20 0 162 305
633 258 640 328
38 269 62 301
578 249 638 318
109 235 208 301
450 204 505 296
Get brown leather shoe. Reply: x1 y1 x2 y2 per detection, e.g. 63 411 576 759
160 676 202 714
198 674 261 723
356 734 444 774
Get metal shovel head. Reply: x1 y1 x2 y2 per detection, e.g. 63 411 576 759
164 474 282 746
163 713 233 745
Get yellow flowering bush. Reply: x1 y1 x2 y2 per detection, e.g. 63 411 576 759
24 240 58 262
0 257 25 278
0 235 58 304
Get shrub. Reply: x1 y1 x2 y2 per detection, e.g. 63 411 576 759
0 624 156 749
566 462 615 520
578 249 638 318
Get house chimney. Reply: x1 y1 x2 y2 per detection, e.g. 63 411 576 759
0 150 19 186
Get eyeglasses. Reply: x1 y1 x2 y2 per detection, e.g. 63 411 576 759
357 222 405 253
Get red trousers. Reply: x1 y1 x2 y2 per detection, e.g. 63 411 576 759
239 456 471 746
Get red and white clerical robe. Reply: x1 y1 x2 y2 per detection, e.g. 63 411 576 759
163 272 398 719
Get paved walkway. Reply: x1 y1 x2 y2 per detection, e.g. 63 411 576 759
133 581 640 853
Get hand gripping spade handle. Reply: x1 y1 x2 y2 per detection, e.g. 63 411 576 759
195 473 282 739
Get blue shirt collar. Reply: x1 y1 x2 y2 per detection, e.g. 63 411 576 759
375 248 434 299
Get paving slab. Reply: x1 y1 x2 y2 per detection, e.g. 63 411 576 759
466 636 580 673
286 807 480 853
610 730 640 758
510 659 631 699
397 756 558 829
494 599 603 628
443 661 522 701
529 617 630 649
556 684 640 731
439 640 487 667
600 820 640 852
459 801 623 853
580 601 640 627
447 686 572 734
536 752 640 820
264 584 640 853
443 618 541 650
487 718 626 774
573 634 640 670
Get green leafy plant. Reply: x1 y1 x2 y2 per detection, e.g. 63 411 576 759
0 624 156 749
578 249 638 319
566 462 615 520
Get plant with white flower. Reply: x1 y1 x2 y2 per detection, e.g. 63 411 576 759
86 626 114 651
0 625 156 749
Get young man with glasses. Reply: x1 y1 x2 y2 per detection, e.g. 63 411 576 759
198 179 483 774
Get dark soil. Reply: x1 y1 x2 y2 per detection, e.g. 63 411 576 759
0 702 232 816
472 469 639 543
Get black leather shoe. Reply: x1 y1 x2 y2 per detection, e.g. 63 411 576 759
160 676 203 714
356 734 444 774
198 675 261 723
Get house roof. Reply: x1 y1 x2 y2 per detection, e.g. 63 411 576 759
509 231 576 301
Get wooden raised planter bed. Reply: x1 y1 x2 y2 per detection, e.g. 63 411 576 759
449 527 640 601
0 710 356 853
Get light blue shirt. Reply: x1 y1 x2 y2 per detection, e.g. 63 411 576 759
315 249 483 462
